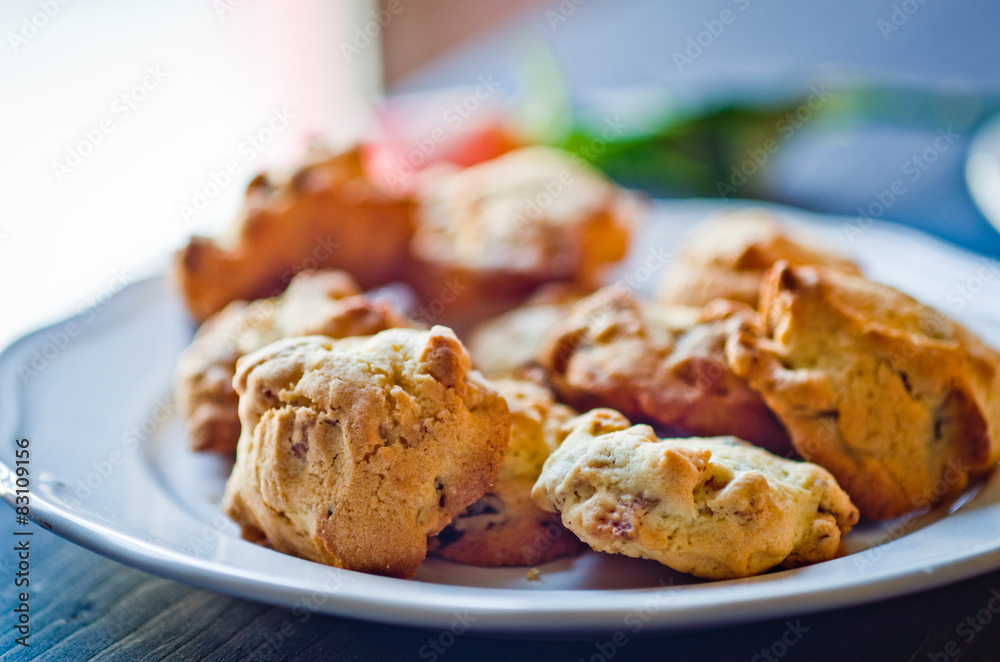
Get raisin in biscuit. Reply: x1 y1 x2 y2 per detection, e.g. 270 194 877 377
222 327 510 578
175 270 416 453
174 147 416 322
408 146 638 323
532 409 858 580
429 379 584 566
658 210 860 308
539 286 789 452
727 262 1000 520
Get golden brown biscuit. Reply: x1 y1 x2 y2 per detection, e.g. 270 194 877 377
727 263 1000 520
658 210 861 308
532 409 858 580
539 286 789 451
175 270 416 453
222 327 510 578
408 147 639 324
429 379 584 566
466 284 588 378
173 147 416 322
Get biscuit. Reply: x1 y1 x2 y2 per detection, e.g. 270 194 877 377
222 327 510 578
539 286 789 451
466 284 587 378
408 147 638 323
173 147 416 322
658 210 860 308
727 263 1000 520
532 409 859 580
175 270 416 453
429 379 584 566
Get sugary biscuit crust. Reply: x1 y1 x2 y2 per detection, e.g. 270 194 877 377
409 147 638 314
727 263 1000 520
658 210 860 308
173 148 416 322
532 410 858 580
540 286 789 451
175 270 415 453
466 283 590 379
222 327 510 578
429 379 583 566
468 303 576 379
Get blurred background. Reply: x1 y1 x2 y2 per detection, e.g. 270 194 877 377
3 0 1000 346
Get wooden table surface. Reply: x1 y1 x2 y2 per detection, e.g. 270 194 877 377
2 516 999 661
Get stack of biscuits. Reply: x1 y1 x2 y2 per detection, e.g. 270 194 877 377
173 147 1000 581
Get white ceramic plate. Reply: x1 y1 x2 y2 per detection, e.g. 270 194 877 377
968 112 1000 234
4 200 1000 635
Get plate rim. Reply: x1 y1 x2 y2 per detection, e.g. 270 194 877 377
967 111 1000 236
4 201 1000 635
5 465 1000 635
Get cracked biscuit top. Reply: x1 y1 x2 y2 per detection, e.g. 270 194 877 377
532 410 858 580
175 269 416 453
222 326 510 578
173 147 416 322
727 262 1000 520
658 210 860 308
539 286 789 451
407 146 638 314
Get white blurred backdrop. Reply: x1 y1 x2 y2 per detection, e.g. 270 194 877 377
0 0 380 346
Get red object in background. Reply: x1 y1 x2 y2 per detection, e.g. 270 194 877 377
433 121 523 168
363 104 524 193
